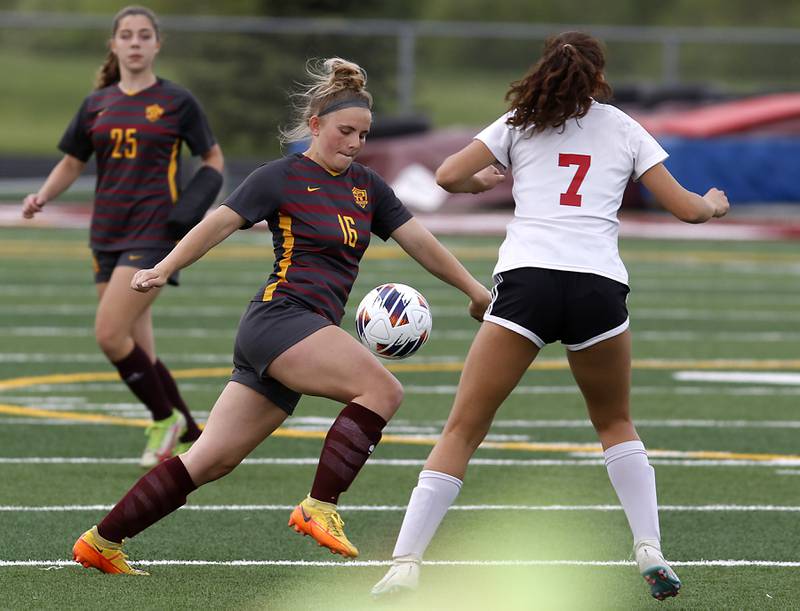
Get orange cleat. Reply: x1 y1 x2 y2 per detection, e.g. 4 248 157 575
288 495 359 558
72 526 148 575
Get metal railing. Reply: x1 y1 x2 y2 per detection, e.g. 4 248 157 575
3 11 800 113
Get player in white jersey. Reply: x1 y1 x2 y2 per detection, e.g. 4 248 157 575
372 31 729 601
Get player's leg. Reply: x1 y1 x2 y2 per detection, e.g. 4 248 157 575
73 381 287 574
268 325 403 557
95 264 185 466
372 321 539 596
568 330 680 600
131 307 203 448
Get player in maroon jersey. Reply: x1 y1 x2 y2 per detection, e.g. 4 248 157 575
71 57 491 575
22 6 224 467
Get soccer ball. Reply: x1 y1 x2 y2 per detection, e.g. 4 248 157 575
355 283 432 359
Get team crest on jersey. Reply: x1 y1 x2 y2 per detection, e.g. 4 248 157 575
352 187 368 208
145 104 165 122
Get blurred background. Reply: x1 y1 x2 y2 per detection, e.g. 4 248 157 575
3 0 800 218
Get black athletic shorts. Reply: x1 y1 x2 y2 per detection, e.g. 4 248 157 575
92 248 179 286
231 299 333 415
483 267 630 351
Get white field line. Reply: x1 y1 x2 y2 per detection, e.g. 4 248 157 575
2 503 800 513
1 456 799 467
3 304 800 321
290 416 800 431
4 326 800 343
675 371 800 385
7 383 800 398
4 559 800 568
0 353 233 364
8 408 800 433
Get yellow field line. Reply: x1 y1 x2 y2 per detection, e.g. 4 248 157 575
0 240 798 264
3 358 800 462
3 358 800 393
2 401 800 463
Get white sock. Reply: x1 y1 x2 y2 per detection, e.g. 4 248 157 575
391 470 462 561
604 440 661 547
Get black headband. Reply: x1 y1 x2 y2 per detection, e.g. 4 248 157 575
317 97 371 117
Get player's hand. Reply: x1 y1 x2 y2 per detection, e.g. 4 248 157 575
22 193 47 219
472 165 505 193
468 286 492 322
704 188 729 219
131 267 168 292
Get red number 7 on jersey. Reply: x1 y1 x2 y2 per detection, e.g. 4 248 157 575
558 153 591 207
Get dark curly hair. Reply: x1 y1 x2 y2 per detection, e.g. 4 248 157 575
505 31 612 133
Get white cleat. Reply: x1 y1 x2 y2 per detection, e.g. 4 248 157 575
635 540 681 601
371 557 420 598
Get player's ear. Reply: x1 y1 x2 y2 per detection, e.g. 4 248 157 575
309 115 321 137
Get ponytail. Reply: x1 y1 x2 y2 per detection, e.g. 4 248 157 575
280 57 373 145
505 31 612 133
95 50 120 90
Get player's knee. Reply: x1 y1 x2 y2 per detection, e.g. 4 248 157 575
442 417 490 450
375 373 403 415
94 323 125 355
197 459 239 484
590 412 632 434
386 375 404 410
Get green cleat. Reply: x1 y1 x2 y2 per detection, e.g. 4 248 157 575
140 412 185 468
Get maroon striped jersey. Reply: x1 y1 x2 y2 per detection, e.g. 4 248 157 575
58 78 216 251
223 154 413 324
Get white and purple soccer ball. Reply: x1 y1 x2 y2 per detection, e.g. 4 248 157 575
355 283 432 360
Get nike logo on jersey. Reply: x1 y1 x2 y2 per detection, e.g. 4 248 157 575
128 255 143 261
307 186 321 192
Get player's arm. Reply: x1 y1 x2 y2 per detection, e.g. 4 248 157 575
639 163 729 223
166 144 226 239
22 154 86 219
200 143 224 173
435 140 506 194
132 205 245 291
391 218 490 321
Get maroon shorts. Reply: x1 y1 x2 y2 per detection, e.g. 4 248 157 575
92 248 180 286
231 299 332 414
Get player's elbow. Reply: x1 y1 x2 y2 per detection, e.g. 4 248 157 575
435 162 462 192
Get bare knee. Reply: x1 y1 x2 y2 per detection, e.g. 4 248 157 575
95 320 131 360
358 371 404 420
441 414 491 452
200 461 239 484
589 412 637 448
382 375 404 412
182 452 240 485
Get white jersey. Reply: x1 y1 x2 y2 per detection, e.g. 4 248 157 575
476 101 667 285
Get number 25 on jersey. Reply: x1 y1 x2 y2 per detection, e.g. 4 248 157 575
559 153 590 207
110 128 137 159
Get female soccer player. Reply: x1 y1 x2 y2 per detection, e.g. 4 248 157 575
71 57 491 575
22 6 224 467
372 31 729 601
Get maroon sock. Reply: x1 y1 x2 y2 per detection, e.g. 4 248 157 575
154 359 201 442
97 456 197 543
310 402 387 504
112 344 172 421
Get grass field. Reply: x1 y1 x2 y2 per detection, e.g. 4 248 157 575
1 226 800 609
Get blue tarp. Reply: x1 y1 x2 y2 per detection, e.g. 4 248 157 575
658 136 800 204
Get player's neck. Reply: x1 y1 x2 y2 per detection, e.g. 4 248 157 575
117 71 158 95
